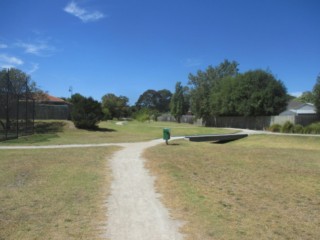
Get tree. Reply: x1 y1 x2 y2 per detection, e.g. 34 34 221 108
170 82 189 123
157 89 172 112
101 93 130 120
0 68 45 98
189 63 287 119
210 76 240 116
188 59 239 123
135 89 172 113
0 68 46 132
70 93 103 129
313 74 320 115
235 70 287 116
136 89 160 110
296 91 315 104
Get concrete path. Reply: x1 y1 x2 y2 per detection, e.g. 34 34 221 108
105 139 184 240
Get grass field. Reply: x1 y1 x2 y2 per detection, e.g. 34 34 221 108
0 120 234 239
145 135 320 240
0 146 119 240
2 120 319 239
0 120 236 146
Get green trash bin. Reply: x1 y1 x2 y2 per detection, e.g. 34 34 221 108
163 128 171 145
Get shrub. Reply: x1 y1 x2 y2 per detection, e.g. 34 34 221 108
133 108 160 122
281 121 294 133
133 109 151 122
70 94 103 129
305 122 320 134
268 124 281 132
293 124 304 134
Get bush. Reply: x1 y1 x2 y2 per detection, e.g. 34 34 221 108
281 121 294 133
133 108 160 122
133 109 151 122
293 124 304 134
268 124 281 132
304 122 320 134
70 94 103 129
268 121 320 135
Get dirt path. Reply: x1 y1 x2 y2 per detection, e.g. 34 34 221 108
0 139 185 239
105 139 184 240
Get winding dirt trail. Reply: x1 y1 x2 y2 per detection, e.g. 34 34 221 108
105 139 184 240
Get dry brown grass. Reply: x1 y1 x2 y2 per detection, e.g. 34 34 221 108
144 135 320 240
0 146 119 240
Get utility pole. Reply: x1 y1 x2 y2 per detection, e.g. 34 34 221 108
69 86 73 97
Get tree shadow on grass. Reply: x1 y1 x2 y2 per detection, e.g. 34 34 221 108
34 121 65 134
167 143 180 146
86 127 117 132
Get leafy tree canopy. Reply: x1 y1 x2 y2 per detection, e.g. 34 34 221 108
234 70 287 116
170 82 189 122
188 61 288 121
188 59 239 120
0 68 45 98
101 93 130 120
135 89 172 113
296 91 315 104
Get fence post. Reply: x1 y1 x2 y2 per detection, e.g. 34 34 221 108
32 99 35 134
16 95 19 137
25 81 28 135
5 70 9 140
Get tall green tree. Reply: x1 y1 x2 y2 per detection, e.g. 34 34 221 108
135 89 172 113
188 60 239 123
157 89 172 112
313 74 320 115
188 63 287 119
235 70 287 116
210 76 240 116
136 89 160 110
170 82 188 123
101 93 129 120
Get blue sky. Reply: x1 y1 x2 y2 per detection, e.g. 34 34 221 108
1 0 319 104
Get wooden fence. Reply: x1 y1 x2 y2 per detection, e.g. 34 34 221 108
158 114 320 130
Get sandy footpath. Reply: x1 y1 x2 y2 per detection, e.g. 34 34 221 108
105 139 184 240
0 138 184 239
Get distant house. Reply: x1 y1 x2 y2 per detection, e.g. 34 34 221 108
34 94 71 120
37 94 68 105
279 100 317 116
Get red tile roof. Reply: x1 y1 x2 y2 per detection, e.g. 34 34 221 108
46 94 65 102
34 93 66 103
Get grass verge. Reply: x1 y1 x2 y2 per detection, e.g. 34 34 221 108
0 120 236 145
144 135 320 240
0 146 119 240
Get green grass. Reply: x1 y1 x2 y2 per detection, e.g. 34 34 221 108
145 135 320 240
0 146 119 240
0 120 236 145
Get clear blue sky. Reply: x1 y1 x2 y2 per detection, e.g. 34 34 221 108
1 0 319 105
